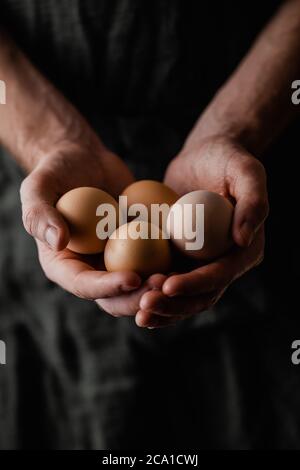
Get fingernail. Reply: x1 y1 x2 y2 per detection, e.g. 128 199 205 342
45 226 58 249
240 221 254 247
147 327 156 330
164 289 181 297
122 284 139 292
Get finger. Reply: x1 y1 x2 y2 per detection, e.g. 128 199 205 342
37 241 141 299
140 289 216 317
96 282 151 317
163 261 231 297
163 228 264 297
228 157 269 247
20 170 69 250
135 310 182 328
97 275 168 317
147 273 167 289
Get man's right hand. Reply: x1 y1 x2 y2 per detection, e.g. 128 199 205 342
0 31 157 318
20 137 157 317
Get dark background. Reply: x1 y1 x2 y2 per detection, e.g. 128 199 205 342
0 0 300 449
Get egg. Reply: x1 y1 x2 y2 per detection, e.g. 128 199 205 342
121 180 178 231
104 221 171 277
167 190 234 260
56 187 119 254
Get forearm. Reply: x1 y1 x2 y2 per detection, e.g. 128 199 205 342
185 0 300 156
0 31 99 172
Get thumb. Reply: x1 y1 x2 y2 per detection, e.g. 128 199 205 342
20 171 70 250
230 158 269 247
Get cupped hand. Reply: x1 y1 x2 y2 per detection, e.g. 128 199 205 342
20 134 150 317
137 136 269 328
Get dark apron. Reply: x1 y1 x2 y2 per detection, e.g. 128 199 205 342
1 0 299 450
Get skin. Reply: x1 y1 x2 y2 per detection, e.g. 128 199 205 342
1 1 300 328
137 140 268 327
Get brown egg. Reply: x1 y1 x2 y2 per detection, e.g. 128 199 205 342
121 180 178 231
104 221 171 277
167 190 234 260
56 187 119 254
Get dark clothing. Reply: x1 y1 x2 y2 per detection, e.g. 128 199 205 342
1 0 299 450
0 0 282 174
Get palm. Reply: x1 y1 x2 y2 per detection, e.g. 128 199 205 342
132 136 269 328
22 142 142 311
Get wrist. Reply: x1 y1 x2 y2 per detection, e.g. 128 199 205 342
184 90 266 157
0 38 105 171
20 100 105 172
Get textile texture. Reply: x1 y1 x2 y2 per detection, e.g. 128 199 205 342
0 0 299 450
